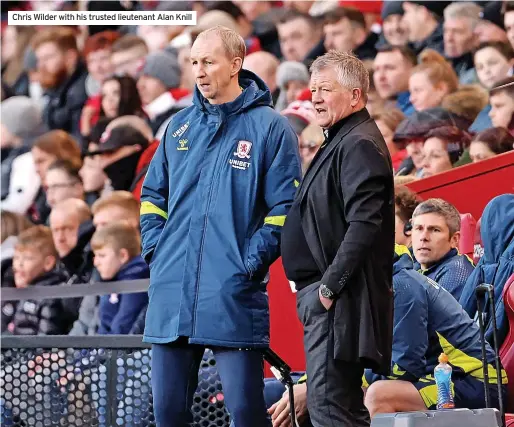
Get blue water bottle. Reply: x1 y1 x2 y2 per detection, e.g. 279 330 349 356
434 353 455 409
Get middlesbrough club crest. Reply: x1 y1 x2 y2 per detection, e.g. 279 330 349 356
234 140 252 159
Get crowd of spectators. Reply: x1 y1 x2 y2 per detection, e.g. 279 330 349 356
1 0 514 423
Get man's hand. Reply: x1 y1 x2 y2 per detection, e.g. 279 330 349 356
319 287 333 310
267 383 308 427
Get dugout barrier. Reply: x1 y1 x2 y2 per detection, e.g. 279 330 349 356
0 280 231 427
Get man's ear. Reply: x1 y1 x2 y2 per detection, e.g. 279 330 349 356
350 88 362 107
43 255 57 272
450 231 460 249
231 57 243 77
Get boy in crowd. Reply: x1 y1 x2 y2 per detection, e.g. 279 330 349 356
91 222 149 335
489 76 514 131
9 226 72 335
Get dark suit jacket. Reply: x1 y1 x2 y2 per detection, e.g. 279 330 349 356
296 108 394 375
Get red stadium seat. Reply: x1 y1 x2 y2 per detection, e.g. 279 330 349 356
473 217 484 265
500 273 514 418
459 213 476 259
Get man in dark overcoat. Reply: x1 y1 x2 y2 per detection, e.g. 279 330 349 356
280 50 395 427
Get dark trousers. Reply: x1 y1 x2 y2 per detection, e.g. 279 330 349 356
297 282 370 427
151 339 270 427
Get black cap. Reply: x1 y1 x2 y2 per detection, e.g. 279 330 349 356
407 1 452 18
382 1 404 20
86 125 148 156
480 1 504 30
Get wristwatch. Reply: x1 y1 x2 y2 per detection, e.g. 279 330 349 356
320 283 335 300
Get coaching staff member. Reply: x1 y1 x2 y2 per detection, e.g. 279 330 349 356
140 25 301 427
281 50 394 427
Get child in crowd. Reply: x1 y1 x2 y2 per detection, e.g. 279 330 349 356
10 226 71 335
91 222 149 334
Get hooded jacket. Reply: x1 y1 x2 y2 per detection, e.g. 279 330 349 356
365 246 507 387
459 194 514 346
98 256 149 335
140 70 301 347
414 248 475 300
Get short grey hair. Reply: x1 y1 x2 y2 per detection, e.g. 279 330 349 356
412 198 461 236
310 50 369 100
444 2 482 29
196 25 246 61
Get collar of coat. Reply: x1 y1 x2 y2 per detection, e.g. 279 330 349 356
326 108 371 141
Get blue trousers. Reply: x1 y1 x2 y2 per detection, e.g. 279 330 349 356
151 340 271 427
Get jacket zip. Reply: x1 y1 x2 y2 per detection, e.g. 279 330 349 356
191 113 224 334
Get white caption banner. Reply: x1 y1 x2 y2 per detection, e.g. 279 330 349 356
8 11 197 26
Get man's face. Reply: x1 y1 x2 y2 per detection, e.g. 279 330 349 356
444 18 477 58
474 21 508 44
412 212 459 269
244 55 277 93
277 17 318 62
489 91 514 128
324 18 361 53
190 34 240 105
93 206 139 230
373 50 411 99
401 2 425 42
45 168 83 208
35 42 69 89
136 75 168 105
310 67 357 129
87 48 114 83
383 14 409 46
137 26 174 53
50 210 80 257
234 1 272 21
284 1 314 14
93 246 126 280
474 47 513 89
111 47 146 78
506 11 514 50
13 248 55 288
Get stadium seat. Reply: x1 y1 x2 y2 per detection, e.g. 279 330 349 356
473 217 484 265
500 273 514 423
459 213 476 259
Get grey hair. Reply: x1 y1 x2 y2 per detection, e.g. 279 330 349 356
196 25 246 61
444 2 482 29
412 198 461 236
309 50 369 101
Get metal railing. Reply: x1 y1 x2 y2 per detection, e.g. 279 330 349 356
1 281 230 427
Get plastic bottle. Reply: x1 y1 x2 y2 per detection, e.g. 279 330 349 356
434 353 455 409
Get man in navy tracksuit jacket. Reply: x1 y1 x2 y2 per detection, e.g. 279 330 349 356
140 27 301 426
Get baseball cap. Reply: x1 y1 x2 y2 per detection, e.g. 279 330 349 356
85 125 148 156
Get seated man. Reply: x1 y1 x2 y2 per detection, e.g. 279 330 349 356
411 198 474 299
363 246 506 416
265 246 507 426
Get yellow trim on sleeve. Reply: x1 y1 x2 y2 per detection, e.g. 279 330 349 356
140 201 168 220
297 374 307 384
294 179 300 188
264 215 286 226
